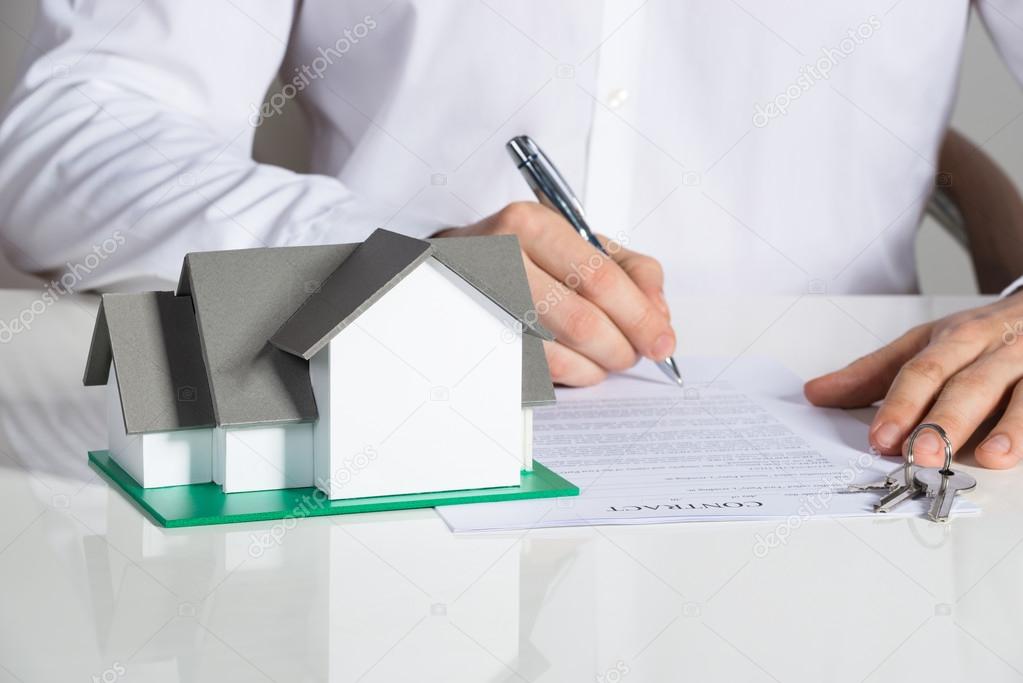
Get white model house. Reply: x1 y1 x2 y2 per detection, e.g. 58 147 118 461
84 229 556 499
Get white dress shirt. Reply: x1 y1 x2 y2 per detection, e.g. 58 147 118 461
0 0 1021 294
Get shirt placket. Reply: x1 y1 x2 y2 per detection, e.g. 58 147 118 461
581 0 645 241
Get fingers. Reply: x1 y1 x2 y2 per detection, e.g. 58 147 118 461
869 337 988 456
599 236 669 317
910 347 1023 467
523 254 637 372
543 340 607 387
804 325 932 410
456 201 676 373
976 380 1023 469
512 207 675 362
803 294 1023 469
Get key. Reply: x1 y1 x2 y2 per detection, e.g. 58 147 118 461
861 457 916 496
847 474 897 492
873 479 924 513
914 467 977 523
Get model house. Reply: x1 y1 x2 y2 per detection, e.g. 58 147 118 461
84 229 556 500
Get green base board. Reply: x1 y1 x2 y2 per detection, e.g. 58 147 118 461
88 450 578 528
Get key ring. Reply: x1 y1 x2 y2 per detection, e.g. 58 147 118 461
906 422 954 481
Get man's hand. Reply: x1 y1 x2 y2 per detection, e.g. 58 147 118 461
436 202 676 386
805 294 1023 470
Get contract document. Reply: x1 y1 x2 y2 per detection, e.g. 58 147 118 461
437 357 979 532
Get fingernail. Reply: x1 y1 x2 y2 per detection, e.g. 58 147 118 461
655 291 670 317
979 433 1011 455
872 422 901 449
651 333 675 360
913 431 942 458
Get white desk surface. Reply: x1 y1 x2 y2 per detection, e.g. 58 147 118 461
1 290 1020 683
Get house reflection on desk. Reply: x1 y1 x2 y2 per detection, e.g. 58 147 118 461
78 489 592 680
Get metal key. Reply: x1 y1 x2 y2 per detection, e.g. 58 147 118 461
872 462 920 512
873 480 923 512
847 474 897 493
872 423 939 514
914 468 977 523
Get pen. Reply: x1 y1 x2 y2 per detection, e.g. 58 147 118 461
505 135 684 387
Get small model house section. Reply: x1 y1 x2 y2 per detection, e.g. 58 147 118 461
83 292 216 488
84 229 556 500
271 230 529 499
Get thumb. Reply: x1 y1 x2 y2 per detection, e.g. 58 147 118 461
804 324 932 408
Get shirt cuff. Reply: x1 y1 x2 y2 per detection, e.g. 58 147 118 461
285 192 450 247
1000 275 1023 298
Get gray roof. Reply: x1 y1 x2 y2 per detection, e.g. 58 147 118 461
178 244 354 427
83 292 216 434
522 334 556 407
270 229 435 360
84 230 556 429
270 230 554 360
427 234 554 343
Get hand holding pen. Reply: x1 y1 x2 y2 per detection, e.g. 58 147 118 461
506 136 683 387
434 136 680 387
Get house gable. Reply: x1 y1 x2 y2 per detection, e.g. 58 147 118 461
426 234 554 342
322 256 522 379
268 229 556 408
269 228 435 360
310 256 523 499
429 235 556 407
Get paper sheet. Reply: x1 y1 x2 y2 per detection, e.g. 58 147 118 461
436 357 979 532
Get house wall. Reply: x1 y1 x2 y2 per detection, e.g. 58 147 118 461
309 349 333 495
522 408 533 472
216 422 314 493
107 371 144 484
310 257 524 500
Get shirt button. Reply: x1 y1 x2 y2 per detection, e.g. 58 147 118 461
606 87 629 109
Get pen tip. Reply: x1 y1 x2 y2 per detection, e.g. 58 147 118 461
657 357 684 388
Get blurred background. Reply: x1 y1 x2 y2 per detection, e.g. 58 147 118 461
1 2 1021 293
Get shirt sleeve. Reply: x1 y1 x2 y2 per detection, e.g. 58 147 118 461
976 0 1023 86
975 0 1023 297
0 0 443 291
